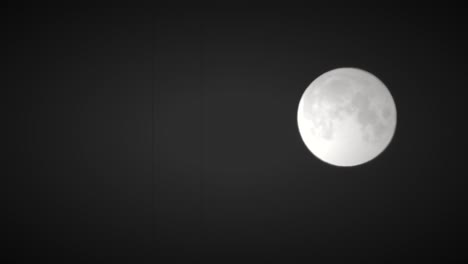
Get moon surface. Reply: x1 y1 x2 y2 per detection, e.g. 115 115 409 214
297 68 397 167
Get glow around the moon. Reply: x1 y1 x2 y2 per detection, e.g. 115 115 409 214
297 68 397 166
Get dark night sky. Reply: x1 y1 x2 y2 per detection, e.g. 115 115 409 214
6 6 468 263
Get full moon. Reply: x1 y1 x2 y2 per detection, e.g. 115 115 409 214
297 68 397 167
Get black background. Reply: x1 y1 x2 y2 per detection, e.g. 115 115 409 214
6 6 468 263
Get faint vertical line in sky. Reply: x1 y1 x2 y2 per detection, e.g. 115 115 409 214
200 17 205 248
151 9 158 258
151 9 155 257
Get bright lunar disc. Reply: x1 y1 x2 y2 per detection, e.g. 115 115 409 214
297 68 397 166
